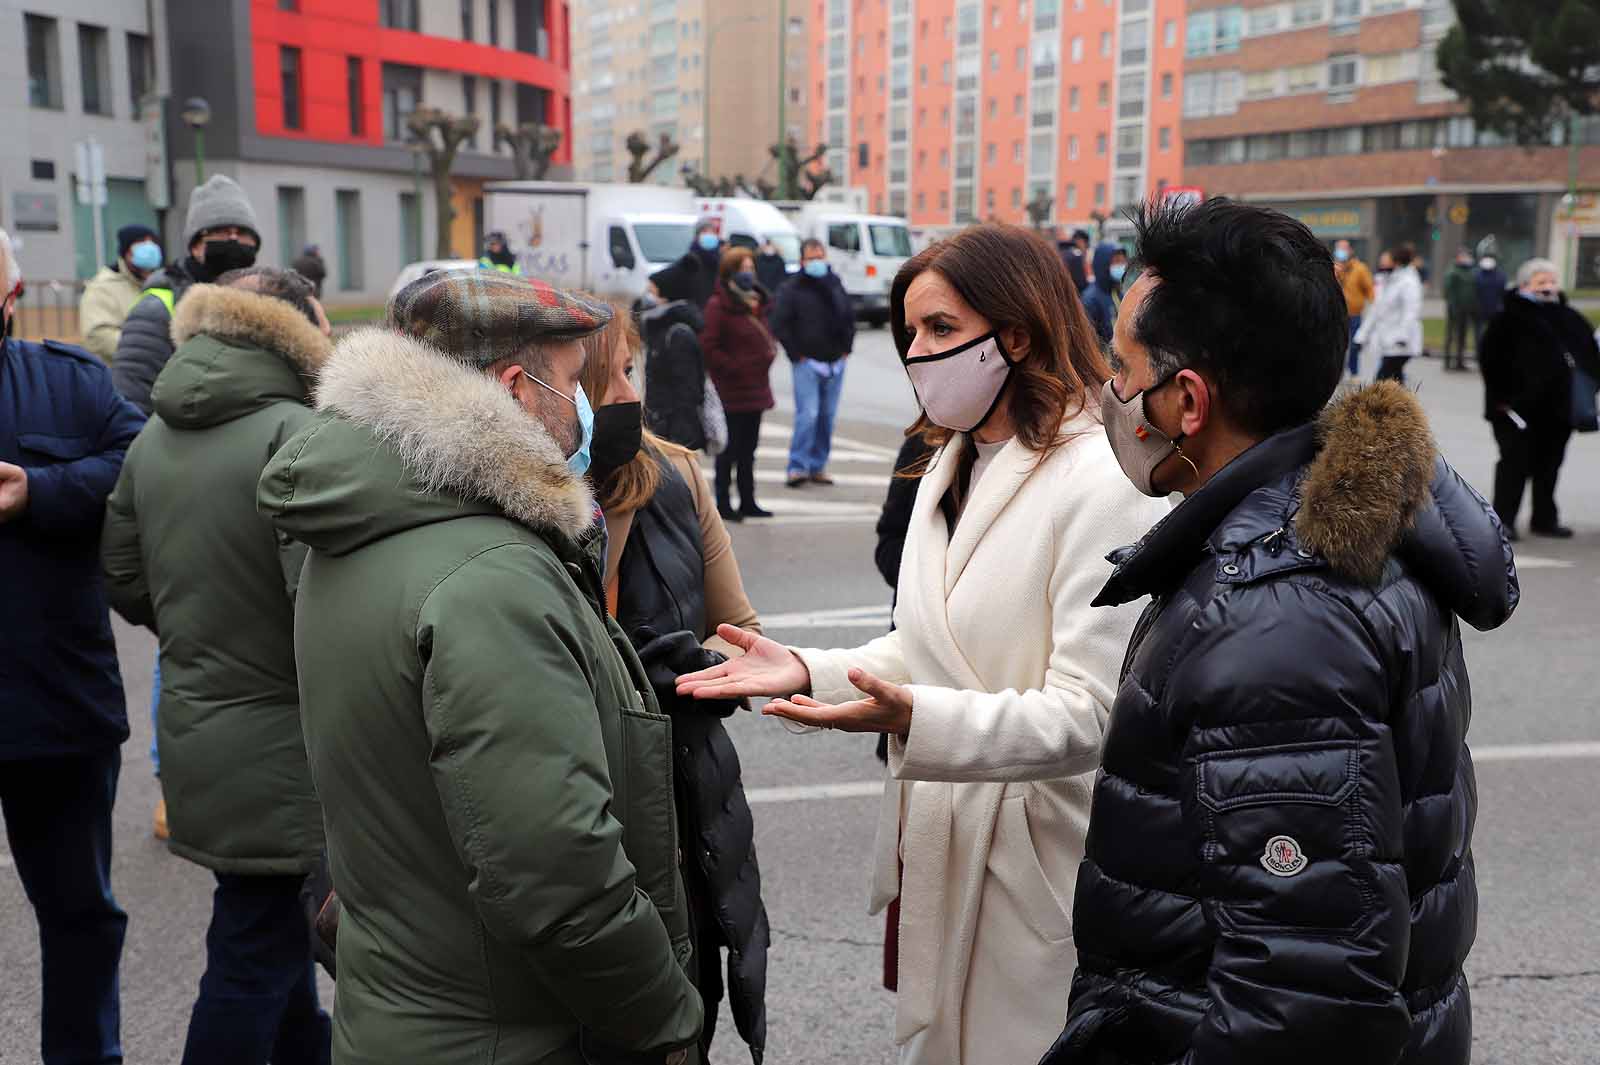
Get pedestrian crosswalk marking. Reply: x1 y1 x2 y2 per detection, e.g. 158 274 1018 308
742 740 1600 805
1512 555 1574 570
761 605 895 630
757 422 900 461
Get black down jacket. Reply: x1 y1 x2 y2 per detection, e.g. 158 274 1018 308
1043 384 1518 1065
770 269 855 364
111 259 203 415
642 300 708 451
620 452 769 1064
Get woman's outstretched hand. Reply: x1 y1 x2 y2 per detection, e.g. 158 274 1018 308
675 624 812 701
764 668 913 738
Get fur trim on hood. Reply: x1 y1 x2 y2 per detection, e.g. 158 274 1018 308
313 327 594 540
1295 382 1436 585
171 283 332 376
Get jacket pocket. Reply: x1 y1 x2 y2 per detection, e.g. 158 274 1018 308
1193 741 1369 933
619 705 680 918
18 431 92 462
989 793 1074 945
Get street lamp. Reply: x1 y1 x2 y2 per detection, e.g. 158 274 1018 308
181 96 211 185
703 14 764 184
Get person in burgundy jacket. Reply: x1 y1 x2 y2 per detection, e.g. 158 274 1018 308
700 246 776 521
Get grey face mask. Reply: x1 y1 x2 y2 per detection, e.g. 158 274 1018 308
902 331 1016 433
1100 375 1194 496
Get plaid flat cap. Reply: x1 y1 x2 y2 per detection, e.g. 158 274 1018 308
387 268 613 369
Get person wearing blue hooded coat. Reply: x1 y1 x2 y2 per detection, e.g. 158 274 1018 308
1079 242 1127 345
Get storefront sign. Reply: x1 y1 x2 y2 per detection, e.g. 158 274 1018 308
1266 200 1365 237
12 191 60 231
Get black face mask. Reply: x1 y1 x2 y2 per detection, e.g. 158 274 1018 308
589 402 644 485
197 239 258 280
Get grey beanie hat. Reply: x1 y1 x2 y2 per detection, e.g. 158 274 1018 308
184 175 260 247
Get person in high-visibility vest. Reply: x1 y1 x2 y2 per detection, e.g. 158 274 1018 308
112 175 262 417
478 231 521 275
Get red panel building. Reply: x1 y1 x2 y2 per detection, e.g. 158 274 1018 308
162 0 572 302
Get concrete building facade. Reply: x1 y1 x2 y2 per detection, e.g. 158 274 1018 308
2 0 161 283
810 0 1188 232
154 0 573 306
1180 0 1600 287
572 0 809 191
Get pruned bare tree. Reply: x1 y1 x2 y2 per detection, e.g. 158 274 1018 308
498 123 563 180
626 131 680 183
405 107 481 259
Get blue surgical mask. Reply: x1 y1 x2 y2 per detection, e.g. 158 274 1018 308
524 371 596 476
1109 263 1127 283
698 232 720 252
803 260 828 279
129 242 162 272
1333 247 1350 262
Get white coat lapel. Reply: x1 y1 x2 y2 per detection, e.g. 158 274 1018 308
944 436 1033 595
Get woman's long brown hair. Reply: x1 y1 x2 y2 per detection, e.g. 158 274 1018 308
578 298 691 515
889 224 1109 466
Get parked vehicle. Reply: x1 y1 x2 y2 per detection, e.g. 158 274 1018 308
778 208 912 327
483 181 699 300
694 198 803 273
386 259 481 305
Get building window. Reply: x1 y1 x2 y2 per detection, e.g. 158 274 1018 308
1159 126 1171 150
1014 141 1023 162
1291 0 1324 27
517 84 549 125
939 189 949 210
986 189 996 211
1121 18 1147 65
1160 72 1173 98
22 16 60 110
1015 93 1024 114
1364 52 1413 85
399 191 422 264
1067 134 1079 160
986 142 997 163
31 159 55 180
988 98 997 118
490 82 502 148
1096 132 1107 155
990 50 999 71
1100 30 1112 57
280 46 303 129
940 148 949 168
1245 70 1278 99
462 74 478 147
347 57 365 136
858 141 870 169
277 186 306 266
1164 19 1176 47
488 0 500 45
1070 36 1083 63
1186 6 1242 56
278 0 300 9
1094 182 1105 206
1328 54 1360 92
1012 187 1023 208
916 191 926 210
78 24 112 115
1248 6 1280 34
1287 62 1322 93
461 0 475 41
382 63 423 141
1069 86 1080 111
1098 81 1110 106
379 0 420 31
1065 183 1077 209
1332 0 1362 25
335 189 364 291
1183 70 1241 117
127 32 154 111
514 0 551 59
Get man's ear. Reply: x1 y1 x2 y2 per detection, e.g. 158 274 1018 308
1173 368 1213 440
497 363 525 396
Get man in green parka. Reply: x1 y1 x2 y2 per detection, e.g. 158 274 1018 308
256 269 703 1065
100 267 335 1063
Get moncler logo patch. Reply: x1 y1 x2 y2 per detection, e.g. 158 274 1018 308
1260 835 1308 878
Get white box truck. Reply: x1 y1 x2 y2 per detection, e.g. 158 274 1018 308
692 198 803 272
778 206 914 328
482 181 699 301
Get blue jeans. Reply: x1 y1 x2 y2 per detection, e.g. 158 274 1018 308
181 873 332 1065
150 658 161 775
1346 315 1363 376
0 749 128 1065
788 359 847 477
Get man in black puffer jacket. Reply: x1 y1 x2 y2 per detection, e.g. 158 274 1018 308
1041 199 1517 1065
640 296 708 451
112 175 262 414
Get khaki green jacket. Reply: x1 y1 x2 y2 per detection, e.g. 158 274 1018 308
102 283 332 873
257 328 702 1065
78 263 146 362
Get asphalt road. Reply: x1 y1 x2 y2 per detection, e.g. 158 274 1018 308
5 331 1599 1064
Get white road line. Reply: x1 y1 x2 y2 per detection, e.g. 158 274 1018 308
761 605 894 629
705 494 881 519
700 467 890 489
1512 555 1575 570
742 741 1600 806
751 446 894 466
758 422 900 461
746 781 885 804
1473 740 1600 762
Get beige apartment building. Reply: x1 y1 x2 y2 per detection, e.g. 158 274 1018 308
572 0 809 188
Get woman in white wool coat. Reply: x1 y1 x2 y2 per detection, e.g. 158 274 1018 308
677 225 1171 1064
